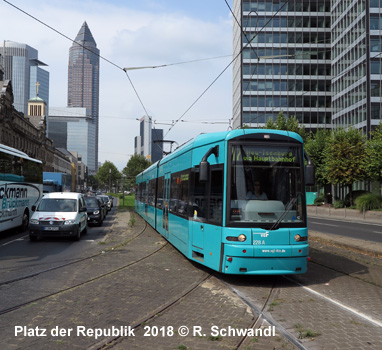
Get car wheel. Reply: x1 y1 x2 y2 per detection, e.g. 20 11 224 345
83 222 88 235
73 226 81 241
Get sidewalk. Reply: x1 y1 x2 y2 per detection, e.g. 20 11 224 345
308 205 382 224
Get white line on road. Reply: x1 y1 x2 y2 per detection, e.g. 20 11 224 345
372 231 382 234
310 221 338 227
1 235 28 247
284 276 382 328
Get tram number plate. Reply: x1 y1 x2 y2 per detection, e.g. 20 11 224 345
43 227 59 231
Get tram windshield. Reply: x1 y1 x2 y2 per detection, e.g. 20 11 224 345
228 143 306 228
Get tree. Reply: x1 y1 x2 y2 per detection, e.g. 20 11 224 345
324 128 368 206
304 129 331 188
87 175 99 191
95 161 121 191
122 154 151 190
264 112 307 141
366 124 382 184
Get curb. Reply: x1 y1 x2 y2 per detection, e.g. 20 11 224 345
309 230 382 258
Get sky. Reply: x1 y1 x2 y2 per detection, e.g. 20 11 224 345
1 0 234 171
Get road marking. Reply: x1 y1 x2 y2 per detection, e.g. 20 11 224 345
1 235 28 247
285 277 382 328
309 216 382 227
310 221 338 227
373 231 382 234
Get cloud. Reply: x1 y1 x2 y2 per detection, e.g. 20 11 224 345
2 0 233 170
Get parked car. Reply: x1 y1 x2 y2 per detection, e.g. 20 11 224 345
85 196 104 226
98 195 111 212
29 192 88 241
108 195 114 208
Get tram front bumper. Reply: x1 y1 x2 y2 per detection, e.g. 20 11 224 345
223 243 309 275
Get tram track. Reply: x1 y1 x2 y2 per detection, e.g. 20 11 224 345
0 221 171 316
92 273 213 350
0 219 147 288
222 277 309 350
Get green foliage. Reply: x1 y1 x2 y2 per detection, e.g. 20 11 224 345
95 161 121 189
333 199 345 209
355 193 382 211
314 195 325 205
122 154 151 190
305 129 331 187
87 175 99 190
264 112 307 141
323 128 367 206
366 124 382 182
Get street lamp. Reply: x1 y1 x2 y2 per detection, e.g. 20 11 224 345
122 174 126 207
109 168 112 194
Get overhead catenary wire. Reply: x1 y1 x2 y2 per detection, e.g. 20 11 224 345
164 0 291 137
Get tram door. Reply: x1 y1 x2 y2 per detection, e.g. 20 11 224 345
162 172 171 239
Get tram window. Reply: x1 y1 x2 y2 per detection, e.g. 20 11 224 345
209 169 223 225
148 179 156 206
192 171 207 221
142 182 147 203
170 170 190 218
157 177 164 209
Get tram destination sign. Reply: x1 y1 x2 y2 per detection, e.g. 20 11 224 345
232 146 299 164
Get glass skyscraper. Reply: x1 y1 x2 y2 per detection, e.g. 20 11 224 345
48 107 96 171
233 1 332 130
0 41 49 117
233 1 382 133
332 1 382 133
67 22 99 173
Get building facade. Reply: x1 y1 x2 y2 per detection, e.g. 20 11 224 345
68 22 99 173
48 107 96 171
233 0 333 130
134 115 164 163
0 79 71 173
332 0 382 133
233 1 382 133
0 41 49 118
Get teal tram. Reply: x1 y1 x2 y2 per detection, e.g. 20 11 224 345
135 129 315 275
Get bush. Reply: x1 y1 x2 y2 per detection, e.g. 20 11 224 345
314 195 325 206
344 190 369 207
333 200 345 209
355 193 382 211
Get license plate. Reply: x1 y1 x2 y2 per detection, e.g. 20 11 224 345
43 227 59 231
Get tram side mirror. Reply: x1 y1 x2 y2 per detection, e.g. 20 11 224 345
199 145 219 183
199 160 210 183
305 164 315 186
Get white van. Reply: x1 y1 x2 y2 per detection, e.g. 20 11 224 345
29 192 88 241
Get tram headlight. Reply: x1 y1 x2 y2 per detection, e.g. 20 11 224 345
294 234 307 242
238 234 247 242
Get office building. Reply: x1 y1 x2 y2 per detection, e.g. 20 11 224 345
48 107 96 171
332 1 382 133
68 22 99 172
233 1 382 134
134 115 164 163
0 41 49 118
232 1 332 130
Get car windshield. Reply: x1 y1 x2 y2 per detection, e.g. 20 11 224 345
85 198 99 207
37 199 77 212
228 143 305 228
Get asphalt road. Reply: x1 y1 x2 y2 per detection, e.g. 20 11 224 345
308 216 382 243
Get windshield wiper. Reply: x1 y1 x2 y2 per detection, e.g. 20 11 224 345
270 193 301 231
